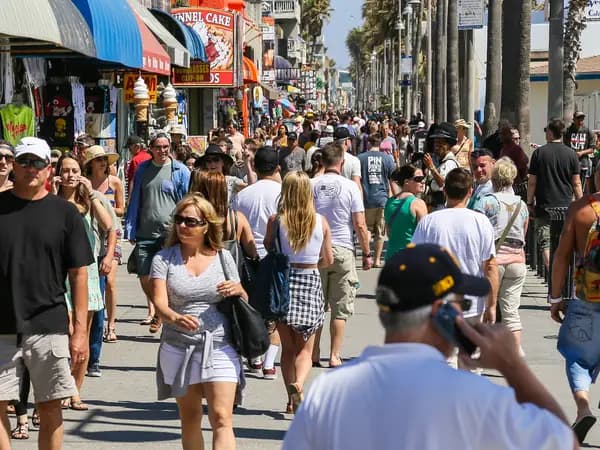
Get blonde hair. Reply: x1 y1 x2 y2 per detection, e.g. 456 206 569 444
165 194 224 250
278 171 317 252
491 156 518 191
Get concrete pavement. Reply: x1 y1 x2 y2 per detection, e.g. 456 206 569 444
11 244 600 449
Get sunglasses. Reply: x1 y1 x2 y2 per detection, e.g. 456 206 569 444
16 158 48 169
411 175 426 183
0 153 14 162
173 215 207 228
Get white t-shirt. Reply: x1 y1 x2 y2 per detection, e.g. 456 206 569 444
232 179 280 258
304 145 318 172
283 343 573 450
430 152 459 192
342 152 361 180
312 173 364 250
411 207 495 317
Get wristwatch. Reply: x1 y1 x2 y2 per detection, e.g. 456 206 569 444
548 296 563 304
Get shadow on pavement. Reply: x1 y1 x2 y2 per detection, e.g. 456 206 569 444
73 430 180 443
233 427 286 441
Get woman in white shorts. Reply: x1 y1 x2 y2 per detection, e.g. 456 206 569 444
152 194 246 450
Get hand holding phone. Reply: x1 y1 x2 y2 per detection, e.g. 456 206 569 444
432 302 477 355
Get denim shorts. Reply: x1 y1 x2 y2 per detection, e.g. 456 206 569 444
135 238 165 277
557 299 600 391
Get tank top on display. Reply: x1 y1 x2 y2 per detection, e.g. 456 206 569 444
278 214 323 264
455 138 472 170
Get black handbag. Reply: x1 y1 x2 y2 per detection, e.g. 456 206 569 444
126 245 138 275
216 250 270 360
251 217 290 320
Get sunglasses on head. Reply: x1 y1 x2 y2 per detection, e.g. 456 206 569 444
16 157 48 169
173 215 207 228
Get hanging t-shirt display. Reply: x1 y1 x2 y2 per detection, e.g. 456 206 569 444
85 85 116 139
42 85 75 147
0 104 35 146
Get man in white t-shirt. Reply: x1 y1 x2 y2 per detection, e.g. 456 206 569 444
312 142 371 368
412 168 499 323
334 127 362 193
232 146 281 378
283 244 576 450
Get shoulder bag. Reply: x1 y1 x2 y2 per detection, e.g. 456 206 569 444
495 198 522 252
251 216 290 320
216 250 270 360
222 209 256 291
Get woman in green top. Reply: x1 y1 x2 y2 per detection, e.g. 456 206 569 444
384 165 428 260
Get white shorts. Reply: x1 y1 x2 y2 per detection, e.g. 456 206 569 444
0 335 20 402
159 342 240 385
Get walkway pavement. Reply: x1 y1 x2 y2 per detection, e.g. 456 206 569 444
11 245 600 449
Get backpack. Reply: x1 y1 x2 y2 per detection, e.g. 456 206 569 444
575 197 600 302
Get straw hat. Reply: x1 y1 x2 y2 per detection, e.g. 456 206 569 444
454 119 471 129
83 145 119 167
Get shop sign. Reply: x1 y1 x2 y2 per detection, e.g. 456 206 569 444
458 0 485 29
261 17 276 82
123 73 158 104
173 61 212 86
172 8 236 87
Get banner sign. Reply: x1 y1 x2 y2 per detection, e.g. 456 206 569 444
172 8 236 86
261 17 276 82
173 62 212 86
123 73 158 104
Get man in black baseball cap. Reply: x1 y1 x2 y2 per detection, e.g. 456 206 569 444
283 243 575 450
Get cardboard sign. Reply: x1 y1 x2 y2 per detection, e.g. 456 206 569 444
173 62 212 86
172 8 236 86
124 73 158 104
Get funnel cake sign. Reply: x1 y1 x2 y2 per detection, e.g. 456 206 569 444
172 8 236 86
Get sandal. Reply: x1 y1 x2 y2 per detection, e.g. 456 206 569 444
103 327 117 343
285 401 293 414
10 423 29 440
286 383 304 413
140 315 153 325
69 399 89 411
31 409 40 429
61 399 70 409
149 316 161 334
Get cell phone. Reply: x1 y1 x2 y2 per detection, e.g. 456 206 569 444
432 302 477 356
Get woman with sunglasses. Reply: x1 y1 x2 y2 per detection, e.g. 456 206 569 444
264 171 333 413
0 141 14 192
384 165 428 261
53 152 115 410
152 194 245 450
84 146 124 345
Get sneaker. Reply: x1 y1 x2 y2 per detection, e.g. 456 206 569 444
248 358 263 374
86 363 102 378
262 367 277 380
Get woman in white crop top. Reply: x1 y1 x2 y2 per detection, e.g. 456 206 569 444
264 171 333 414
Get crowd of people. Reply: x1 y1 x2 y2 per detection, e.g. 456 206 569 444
0 107 598 449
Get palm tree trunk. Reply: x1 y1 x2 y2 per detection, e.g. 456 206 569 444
484 0 502 138
501 0 520 125
413 6 423 115
447 0 459 121
518 0 532 154
435 0 447 122
563 0 588 124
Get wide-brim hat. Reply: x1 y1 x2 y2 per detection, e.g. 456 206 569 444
198 144 234 166
454 119 471 129
83 145 119 167
427 122 458 145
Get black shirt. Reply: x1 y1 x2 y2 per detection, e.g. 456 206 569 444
528 142 580 217
0 192 94 335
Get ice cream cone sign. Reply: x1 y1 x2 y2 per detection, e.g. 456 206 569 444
133 76 150 122
163 83 178 126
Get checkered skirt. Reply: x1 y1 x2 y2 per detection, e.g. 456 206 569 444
285 268 325 341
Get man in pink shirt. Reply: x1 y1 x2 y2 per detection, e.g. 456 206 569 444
125 136 151 196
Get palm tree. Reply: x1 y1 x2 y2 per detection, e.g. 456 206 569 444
446 0 459 120
301 0 332 64
435 0 447 122
518 0 531 153
501 0 520 125
563 0 588 123
483 0 502 138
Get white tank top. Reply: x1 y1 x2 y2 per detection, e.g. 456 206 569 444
278 214 324 264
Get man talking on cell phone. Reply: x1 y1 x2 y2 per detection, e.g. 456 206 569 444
283 244 578 450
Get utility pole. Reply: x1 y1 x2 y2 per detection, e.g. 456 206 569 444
547 0 563 119
398 0 403 115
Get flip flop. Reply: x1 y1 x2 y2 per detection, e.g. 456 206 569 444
69 400 89 411
572 415 597 443
10 423 29 440
140 315 153 325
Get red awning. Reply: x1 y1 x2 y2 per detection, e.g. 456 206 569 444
243 57 259 84
133 13 170 76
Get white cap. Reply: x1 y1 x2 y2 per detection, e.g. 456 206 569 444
325 125 334 133
15 137 51 161
418 121 426 128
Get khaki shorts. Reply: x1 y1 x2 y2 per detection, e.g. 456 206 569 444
535 217 551 251
365 208 385 241
320 246 359 320
0 335 21 402
22 334 77 404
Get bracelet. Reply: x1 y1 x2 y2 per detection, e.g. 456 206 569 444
548 296 563 304
89 191 98 201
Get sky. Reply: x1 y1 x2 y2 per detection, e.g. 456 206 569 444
323 0 363 70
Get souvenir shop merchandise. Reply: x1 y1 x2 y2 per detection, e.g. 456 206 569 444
0 102 35 146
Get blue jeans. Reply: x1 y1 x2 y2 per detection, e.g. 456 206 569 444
89 269 106 368
557 298 600 392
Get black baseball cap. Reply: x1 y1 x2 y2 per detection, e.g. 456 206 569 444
334 126 351 141
287 131 298 141
377 243 490 313
254 146 279 173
